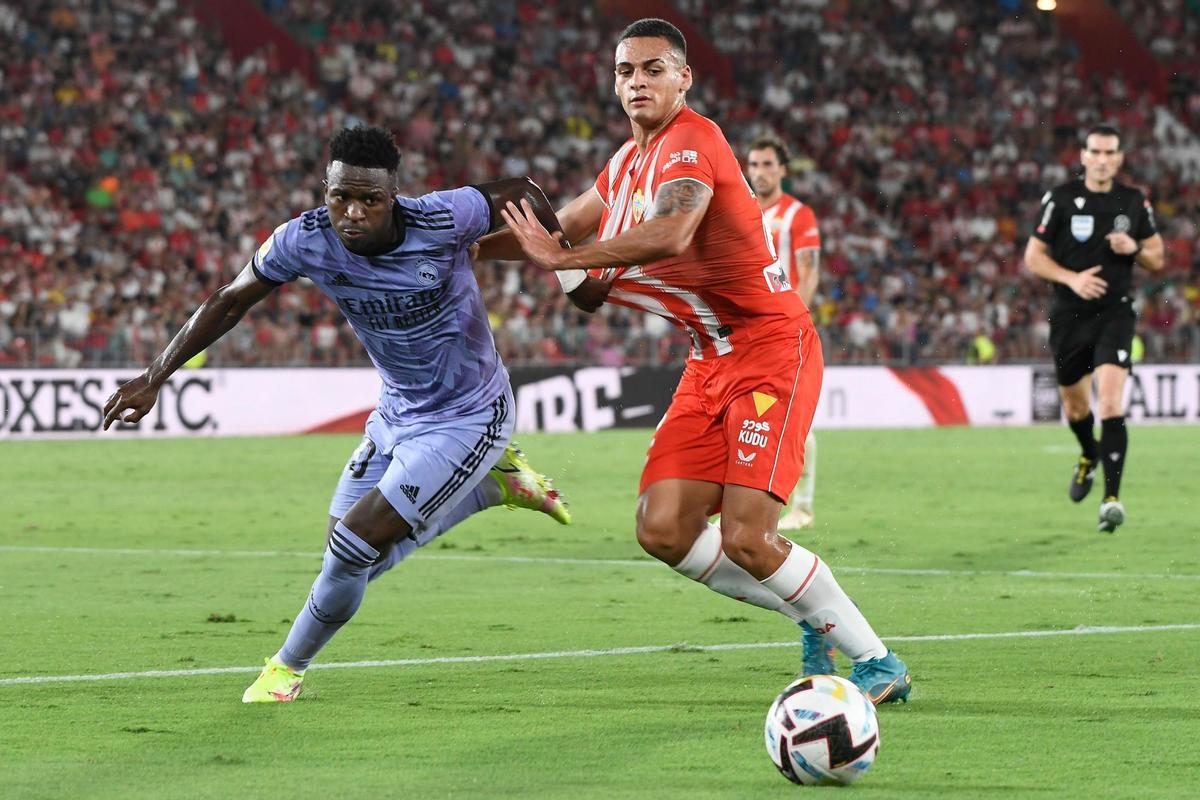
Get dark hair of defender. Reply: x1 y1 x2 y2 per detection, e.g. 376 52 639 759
328 125 402 173
618 17 687 60
750 136 790 167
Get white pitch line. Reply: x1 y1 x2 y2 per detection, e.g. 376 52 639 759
2 544 1199 583
0 624 1197 688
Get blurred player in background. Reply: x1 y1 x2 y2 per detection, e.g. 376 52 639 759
746 137 821 531
489 19 909 702
1024 124 1163 533
103 126 571 703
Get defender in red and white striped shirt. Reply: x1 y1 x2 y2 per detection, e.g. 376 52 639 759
747 138 821 532
484 18 909 703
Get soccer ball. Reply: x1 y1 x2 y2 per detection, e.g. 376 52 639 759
764 674 880 785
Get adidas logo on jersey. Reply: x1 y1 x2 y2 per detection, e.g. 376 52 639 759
399 484 420 502
329 272 357 287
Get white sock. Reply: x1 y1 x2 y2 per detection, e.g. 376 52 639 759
791 431 816 510
673 523 804 621
760 543 887 661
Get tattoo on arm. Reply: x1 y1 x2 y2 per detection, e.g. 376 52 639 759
652 179 710 217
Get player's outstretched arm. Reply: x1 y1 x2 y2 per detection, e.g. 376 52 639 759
474 183 604 261
101 265 276 430
501 178 712 272
1137 234 1165 271
475 178 570 240
474 179 611 312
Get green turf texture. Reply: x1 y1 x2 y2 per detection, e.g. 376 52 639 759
1 426 1197 799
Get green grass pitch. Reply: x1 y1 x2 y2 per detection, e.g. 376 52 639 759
2 426 1198 799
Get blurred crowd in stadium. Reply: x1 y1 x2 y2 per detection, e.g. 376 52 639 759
2 0 1198 369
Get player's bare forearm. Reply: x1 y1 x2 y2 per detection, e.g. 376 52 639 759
1135 235 1165 272
548 179 712 270
475 178 568 253
500 180 708 271
145 299 236 385
550 216 685 270
476 185 602 261
146 267 273 386
103 265 274 430
475 229 526 261
794 250 819 307
1023 239 1074 285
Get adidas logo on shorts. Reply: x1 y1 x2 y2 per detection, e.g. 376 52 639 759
399 484 420 503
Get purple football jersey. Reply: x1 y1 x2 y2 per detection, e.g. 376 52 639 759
252 187 508 421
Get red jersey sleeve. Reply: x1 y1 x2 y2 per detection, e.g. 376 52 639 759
654 124 718 192
791 204 821 251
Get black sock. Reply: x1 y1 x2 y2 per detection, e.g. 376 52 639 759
1068 412 1098 461
1100 416 1127 499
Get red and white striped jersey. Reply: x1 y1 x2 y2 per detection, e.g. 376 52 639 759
588 107 809 360
762 193 820 292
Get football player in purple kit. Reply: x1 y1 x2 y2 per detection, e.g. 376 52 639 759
102 126 576 702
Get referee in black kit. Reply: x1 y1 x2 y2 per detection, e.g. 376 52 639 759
1024 124 1164 533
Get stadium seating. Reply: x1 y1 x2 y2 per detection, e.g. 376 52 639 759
1 0 1196 368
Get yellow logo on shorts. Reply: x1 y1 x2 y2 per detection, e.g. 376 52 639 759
752 392 778 417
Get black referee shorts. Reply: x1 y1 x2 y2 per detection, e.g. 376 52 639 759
1048 300 1136 386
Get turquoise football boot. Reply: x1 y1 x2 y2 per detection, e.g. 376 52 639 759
799 621 836 676
849 650 911 704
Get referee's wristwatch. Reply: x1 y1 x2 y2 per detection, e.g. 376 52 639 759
1132 240 1143 257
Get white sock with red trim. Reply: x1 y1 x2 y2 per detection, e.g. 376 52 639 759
760 543 888 662
673 523 804 621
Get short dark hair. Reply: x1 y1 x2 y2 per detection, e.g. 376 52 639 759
328 125 401 173
618 18 687 61
749 137 789 167
1085 124 1122 150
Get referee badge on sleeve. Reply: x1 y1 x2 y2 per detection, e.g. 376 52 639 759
1070 215 1094 242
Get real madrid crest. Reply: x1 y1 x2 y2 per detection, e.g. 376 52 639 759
415 258 439 285
631 188 646 223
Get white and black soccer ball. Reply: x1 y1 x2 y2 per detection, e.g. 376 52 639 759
764 674 880 786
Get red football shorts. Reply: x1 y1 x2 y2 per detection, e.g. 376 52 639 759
640 326 824 503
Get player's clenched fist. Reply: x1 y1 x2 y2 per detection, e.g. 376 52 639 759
1105 231 1138 255
567 276 612 312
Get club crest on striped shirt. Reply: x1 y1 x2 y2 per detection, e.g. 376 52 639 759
631 188 646 223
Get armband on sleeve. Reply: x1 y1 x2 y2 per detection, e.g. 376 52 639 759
556 270 587 293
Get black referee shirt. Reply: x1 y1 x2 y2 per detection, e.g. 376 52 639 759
1031 178 1156 313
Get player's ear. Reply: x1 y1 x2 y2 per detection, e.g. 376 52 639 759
680 64 692 93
